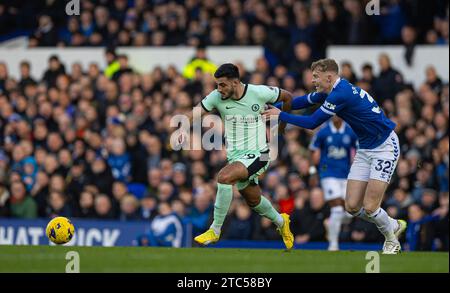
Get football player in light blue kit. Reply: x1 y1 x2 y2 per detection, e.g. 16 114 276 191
265 59 407 254
310 116 357 251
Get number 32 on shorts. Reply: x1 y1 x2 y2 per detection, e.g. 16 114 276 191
374 159 393 173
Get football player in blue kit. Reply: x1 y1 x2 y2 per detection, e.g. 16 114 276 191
265 59 406 254
310 116 357 251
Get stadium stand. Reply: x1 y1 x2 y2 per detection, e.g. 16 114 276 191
0 0 448 251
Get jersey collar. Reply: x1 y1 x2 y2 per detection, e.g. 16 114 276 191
330 121 345 134
235 83 248 101
332 77 342 89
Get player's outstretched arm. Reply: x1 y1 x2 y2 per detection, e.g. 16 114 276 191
274 92 328 110
277 89 293 134
279 107 332 129
263 106 332 130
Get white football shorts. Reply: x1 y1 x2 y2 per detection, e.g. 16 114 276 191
348 131 400 183
320 177 347 201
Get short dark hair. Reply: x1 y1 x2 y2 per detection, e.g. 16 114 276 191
49 55 59 62
20 61 30 69
311 58 339 74
214 63 240 79
362 63 373 71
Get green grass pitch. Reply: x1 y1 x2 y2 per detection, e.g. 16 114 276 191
0 245 448 273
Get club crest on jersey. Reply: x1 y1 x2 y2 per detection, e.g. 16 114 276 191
252 104 260 112
343 135 351 144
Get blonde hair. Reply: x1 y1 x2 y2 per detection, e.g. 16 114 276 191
311 58 339 74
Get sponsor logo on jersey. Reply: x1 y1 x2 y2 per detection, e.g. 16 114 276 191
327 146 347 159
324 101 336 111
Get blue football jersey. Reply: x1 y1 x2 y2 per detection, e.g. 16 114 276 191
319 78 396 149
310 121 358 179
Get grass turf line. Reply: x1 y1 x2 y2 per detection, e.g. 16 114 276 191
0 245 447 273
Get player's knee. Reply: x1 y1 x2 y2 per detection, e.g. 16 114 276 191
245 197 260 208
362 204 379 216
344 202 360 215
217 171 234 185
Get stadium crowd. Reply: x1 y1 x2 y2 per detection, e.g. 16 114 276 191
0 0 448 251
0 47 448 250
0 0 449 68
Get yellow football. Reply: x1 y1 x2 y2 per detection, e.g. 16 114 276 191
46 217 75 245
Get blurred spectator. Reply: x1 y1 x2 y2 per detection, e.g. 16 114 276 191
340 61 358 84
182 45 217 80
291 188 329 244
107 138 131 183
402 25 418 65
373 54 404 105
104 48 120 79
434 192 449 251
66 159 88 204
112 54 133 81
253 217 279 241
0 183 10 217
186 190 213 237
46 191 72 218
288 42 313 79
111 181 127 213
76 190 96 218
374 0 406 44
386 188 414 219
346 217 384 244
30 171 49 217
274 186 294 215
41 55 66 88
344 0 374 44
119 194 140 221
9 181 37 219
88 157 114 196
425 66 444 95
157 181 175 203
94 194 115 219
139 202 184 247
18 61 37 89
140 195 158 221
359 63 377 94
0 62 7 93
405 204 441 251
223 200 254 240
30 15 58 47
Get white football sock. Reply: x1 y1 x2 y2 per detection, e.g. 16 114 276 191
367 207 396 241
328 206 344 247
353 207 374 223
